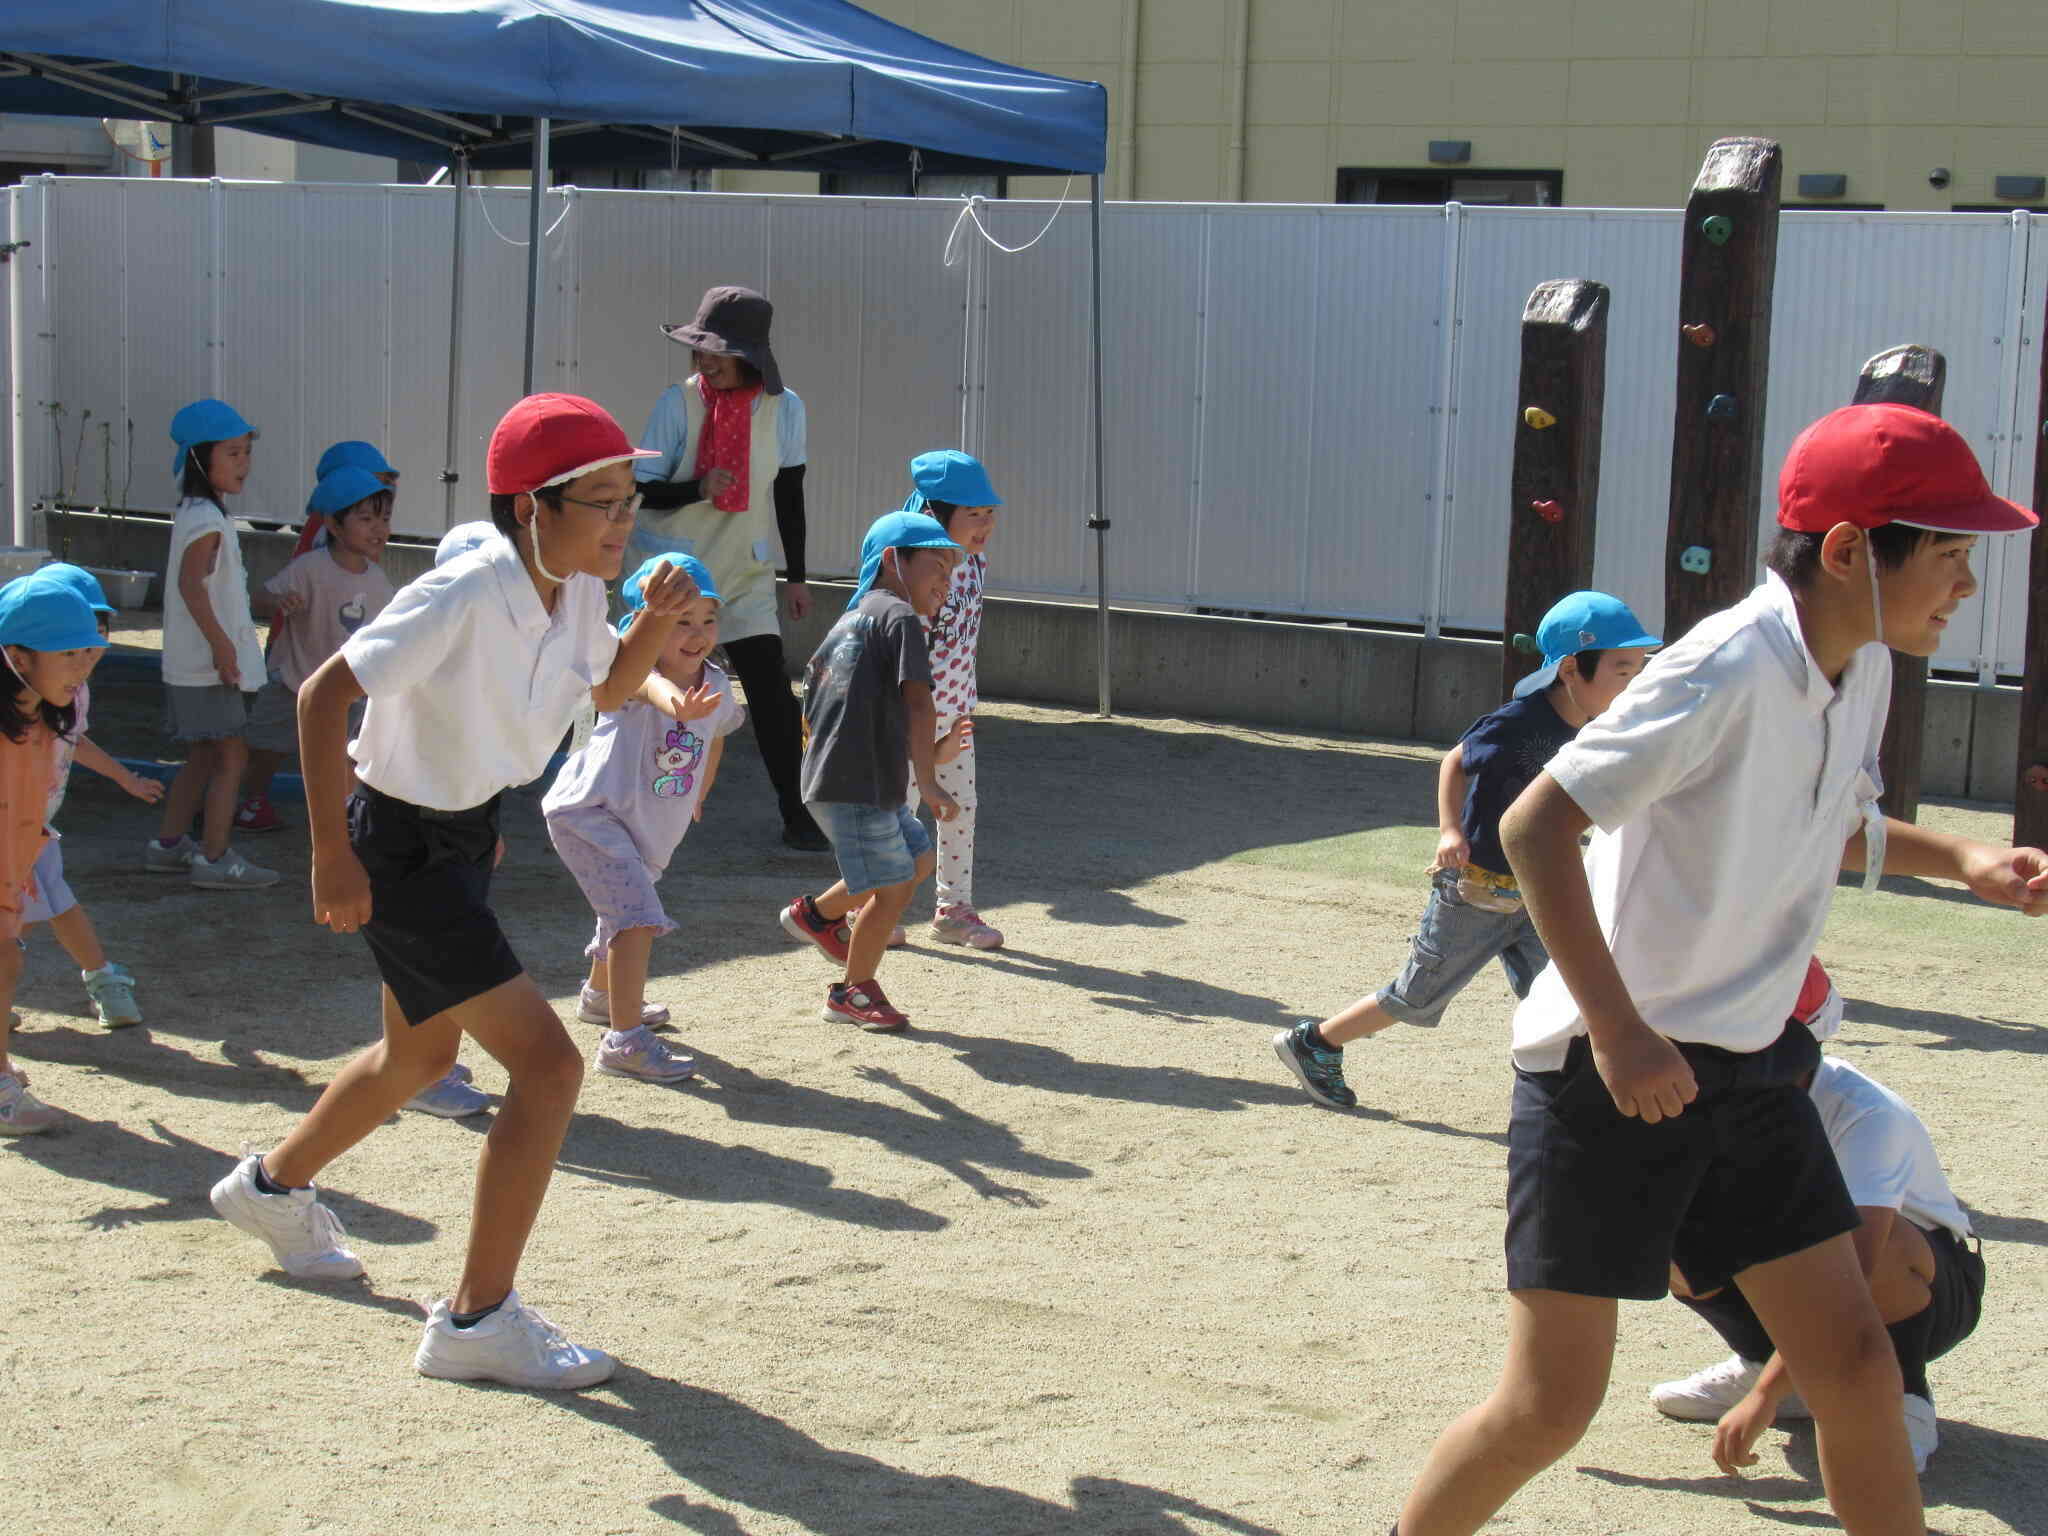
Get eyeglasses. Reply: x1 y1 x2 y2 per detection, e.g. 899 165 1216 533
550 490 643 524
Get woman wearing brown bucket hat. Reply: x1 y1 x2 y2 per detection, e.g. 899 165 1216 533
632 285 827 851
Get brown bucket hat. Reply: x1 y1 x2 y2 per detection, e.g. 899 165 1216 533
660 285 784 396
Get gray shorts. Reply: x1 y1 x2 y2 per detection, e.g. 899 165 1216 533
1375 869 1548 1026
243 675 298 754
20 839 74 924
164 683 253 743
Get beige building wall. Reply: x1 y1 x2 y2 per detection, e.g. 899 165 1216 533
710 0 2048 211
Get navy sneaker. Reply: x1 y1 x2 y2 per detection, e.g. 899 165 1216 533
1273 1020 1356 1109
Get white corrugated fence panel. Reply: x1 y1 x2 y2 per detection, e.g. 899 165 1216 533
975 198 1096 600
1448 207 1682 636
1765 212 2024 675
1302 206 1445 624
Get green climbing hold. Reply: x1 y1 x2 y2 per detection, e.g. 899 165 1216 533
1700 214 1733 246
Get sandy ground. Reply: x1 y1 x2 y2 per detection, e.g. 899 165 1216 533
2 663 2044 1535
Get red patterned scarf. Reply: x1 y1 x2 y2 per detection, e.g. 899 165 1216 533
693 374 760 512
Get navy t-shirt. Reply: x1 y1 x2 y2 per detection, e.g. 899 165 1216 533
1455 690 1578 878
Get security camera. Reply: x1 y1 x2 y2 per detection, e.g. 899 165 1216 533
1928 167 1951 189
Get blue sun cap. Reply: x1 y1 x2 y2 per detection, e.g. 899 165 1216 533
1511 590 1661 699
307 465 389 520
0 572 111 653
37 562 113 616
848 511 962 608
901 449 1002 515
619 552 719 636
314 440 395 480
168 398 255 478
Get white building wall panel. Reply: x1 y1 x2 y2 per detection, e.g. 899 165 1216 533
1302 207 1446 624
974 199 1099 600
1448 207 1681 637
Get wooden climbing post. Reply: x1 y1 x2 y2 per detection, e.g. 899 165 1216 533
1853 344 1947 824
1665 137 1782 643
2020 292 2048 849
1504 279 1609 700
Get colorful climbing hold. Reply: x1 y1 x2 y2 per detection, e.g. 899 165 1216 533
1531 499 1564 524
1682 323 1717 347
1523 406 1557 430
1706 393 1738 421
1701 214 1733 245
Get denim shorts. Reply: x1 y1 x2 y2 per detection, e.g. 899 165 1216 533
1376 868 1548 1026
807 800 931 896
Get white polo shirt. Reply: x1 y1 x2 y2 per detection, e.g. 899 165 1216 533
1510 573 1890 1071
1811 1058 1972 1243
342 535 619 812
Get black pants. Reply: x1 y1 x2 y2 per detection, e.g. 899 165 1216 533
721 632 805 824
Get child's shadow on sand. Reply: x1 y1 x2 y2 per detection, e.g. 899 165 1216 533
551 1368 1285 1535
9 1116 434 1246
1580 1416 2045 1534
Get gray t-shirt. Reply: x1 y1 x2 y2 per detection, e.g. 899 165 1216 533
799 591 932 808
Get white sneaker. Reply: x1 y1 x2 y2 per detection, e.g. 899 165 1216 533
576 985 670 1029
0 1071 58 1135
208 1153 365 1279
414 1290 614 1389
1904 1392 1938 1473
595 1026 696 1083
1649 1354 1810 1421
190 848 281 890
404 1069 492 1118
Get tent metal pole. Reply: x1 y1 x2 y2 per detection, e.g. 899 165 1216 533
1089 174 1111 718
521 117 550 395
441 153 469 529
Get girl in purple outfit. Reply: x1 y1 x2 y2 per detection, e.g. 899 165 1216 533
542 554 741 1083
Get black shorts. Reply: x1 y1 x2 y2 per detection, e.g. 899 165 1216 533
1506 1024 1859 1300
349 785 521 1026
1924 1225 1986 1362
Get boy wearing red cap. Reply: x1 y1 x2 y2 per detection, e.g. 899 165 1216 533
1390 404 2045 1536
209 394 695 1389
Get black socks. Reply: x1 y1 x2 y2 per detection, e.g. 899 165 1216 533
252 1161 300 1197
451 1298 505 1331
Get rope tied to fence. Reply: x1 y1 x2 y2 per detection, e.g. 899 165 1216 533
942 177 1077 268
472 183 577 249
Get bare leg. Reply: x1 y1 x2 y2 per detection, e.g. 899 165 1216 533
0 942 23 1078
599 927 656 1033
1735 1236 1924 1534
242 747 284 805
585 951 608 996
843 850 934 983
811 879 854 922
264 986 459 1186
199 735 249 860
1397 1289 1616 1536
447 975 585 1312
45 905 108 973
1317 993 1400 1048
157 740 215 844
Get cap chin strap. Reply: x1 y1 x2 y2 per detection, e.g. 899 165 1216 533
1859 534 1889 893
524 495 569 588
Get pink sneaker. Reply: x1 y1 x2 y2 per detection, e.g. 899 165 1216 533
930 904 1003 950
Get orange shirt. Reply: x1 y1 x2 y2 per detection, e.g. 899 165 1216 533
0 721 56 940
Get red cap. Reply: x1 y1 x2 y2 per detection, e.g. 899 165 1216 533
485 393 657 496
1777 403 2036 534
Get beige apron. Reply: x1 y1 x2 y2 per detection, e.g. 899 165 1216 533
631 380 784 643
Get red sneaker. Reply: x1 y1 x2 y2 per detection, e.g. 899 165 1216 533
823 980 909 1032
779 895 850 964
234 795 287 834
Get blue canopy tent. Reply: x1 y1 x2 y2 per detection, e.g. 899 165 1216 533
2 0 1118 710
